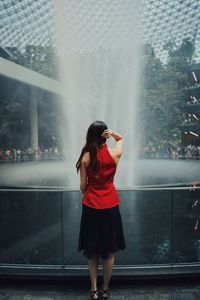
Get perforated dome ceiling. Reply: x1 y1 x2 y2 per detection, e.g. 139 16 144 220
0 0 199 62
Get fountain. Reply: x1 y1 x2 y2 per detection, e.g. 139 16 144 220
0 1 200 275
0 1 200 189
55 0 142 188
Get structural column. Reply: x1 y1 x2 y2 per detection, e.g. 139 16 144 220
30 88 39 156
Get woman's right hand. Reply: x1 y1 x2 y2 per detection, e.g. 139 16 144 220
101 129 113 139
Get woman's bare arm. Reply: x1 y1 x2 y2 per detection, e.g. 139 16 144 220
102 129 123 162
79 153 89 193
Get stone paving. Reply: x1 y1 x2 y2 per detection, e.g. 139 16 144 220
0 278 199 299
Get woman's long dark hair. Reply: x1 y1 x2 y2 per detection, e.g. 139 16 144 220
76 120 107 174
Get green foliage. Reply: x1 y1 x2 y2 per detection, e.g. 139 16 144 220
7 45 59 79
0 44 61 148
140 38 194 144
0 40 196 149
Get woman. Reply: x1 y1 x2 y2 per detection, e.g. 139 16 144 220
76 120 126 300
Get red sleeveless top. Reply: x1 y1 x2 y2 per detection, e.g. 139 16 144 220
82 144 120 209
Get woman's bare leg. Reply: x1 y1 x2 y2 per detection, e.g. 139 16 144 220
102 254 115 291
88 255 99 296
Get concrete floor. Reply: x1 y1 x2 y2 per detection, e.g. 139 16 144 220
0 278 199 300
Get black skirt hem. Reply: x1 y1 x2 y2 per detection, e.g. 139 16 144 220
78 204 126 260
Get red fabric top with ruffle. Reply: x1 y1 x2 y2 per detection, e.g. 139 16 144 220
82 144 120 209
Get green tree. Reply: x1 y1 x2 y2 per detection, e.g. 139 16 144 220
140 39 194 145
0 45 60 149
7 45 59 79
0 79 60 149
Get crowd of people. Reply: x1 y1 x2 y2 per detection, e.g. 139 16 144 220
1 142 200 163
139 141 200 160
0 147 65 163
186 95 200 105
182 113 200 124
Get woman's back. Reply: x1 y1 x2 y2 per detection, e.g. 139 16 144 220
77 123 126 298
82 144 120 209
87 144 117 186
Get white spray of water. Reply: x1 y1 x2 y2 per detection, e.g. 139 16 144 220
54 0 142 188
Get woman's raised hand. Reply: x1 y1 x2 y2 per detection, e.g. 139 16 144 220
101 129 113 139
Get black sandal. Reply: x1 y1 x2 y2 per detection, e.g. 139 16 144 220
90 290 99 299
100 289 109 299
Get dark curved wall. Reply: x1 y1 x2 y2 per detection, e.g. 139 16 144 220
0 188 199 277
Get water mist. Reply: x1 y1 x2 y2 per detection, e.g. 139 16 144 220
55 0 142 188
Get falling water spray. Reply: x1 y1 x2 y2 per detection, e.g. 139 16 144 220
54 0 142 188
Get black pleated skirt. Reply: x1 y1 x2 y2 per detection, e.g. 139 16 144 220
78 204 126 259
